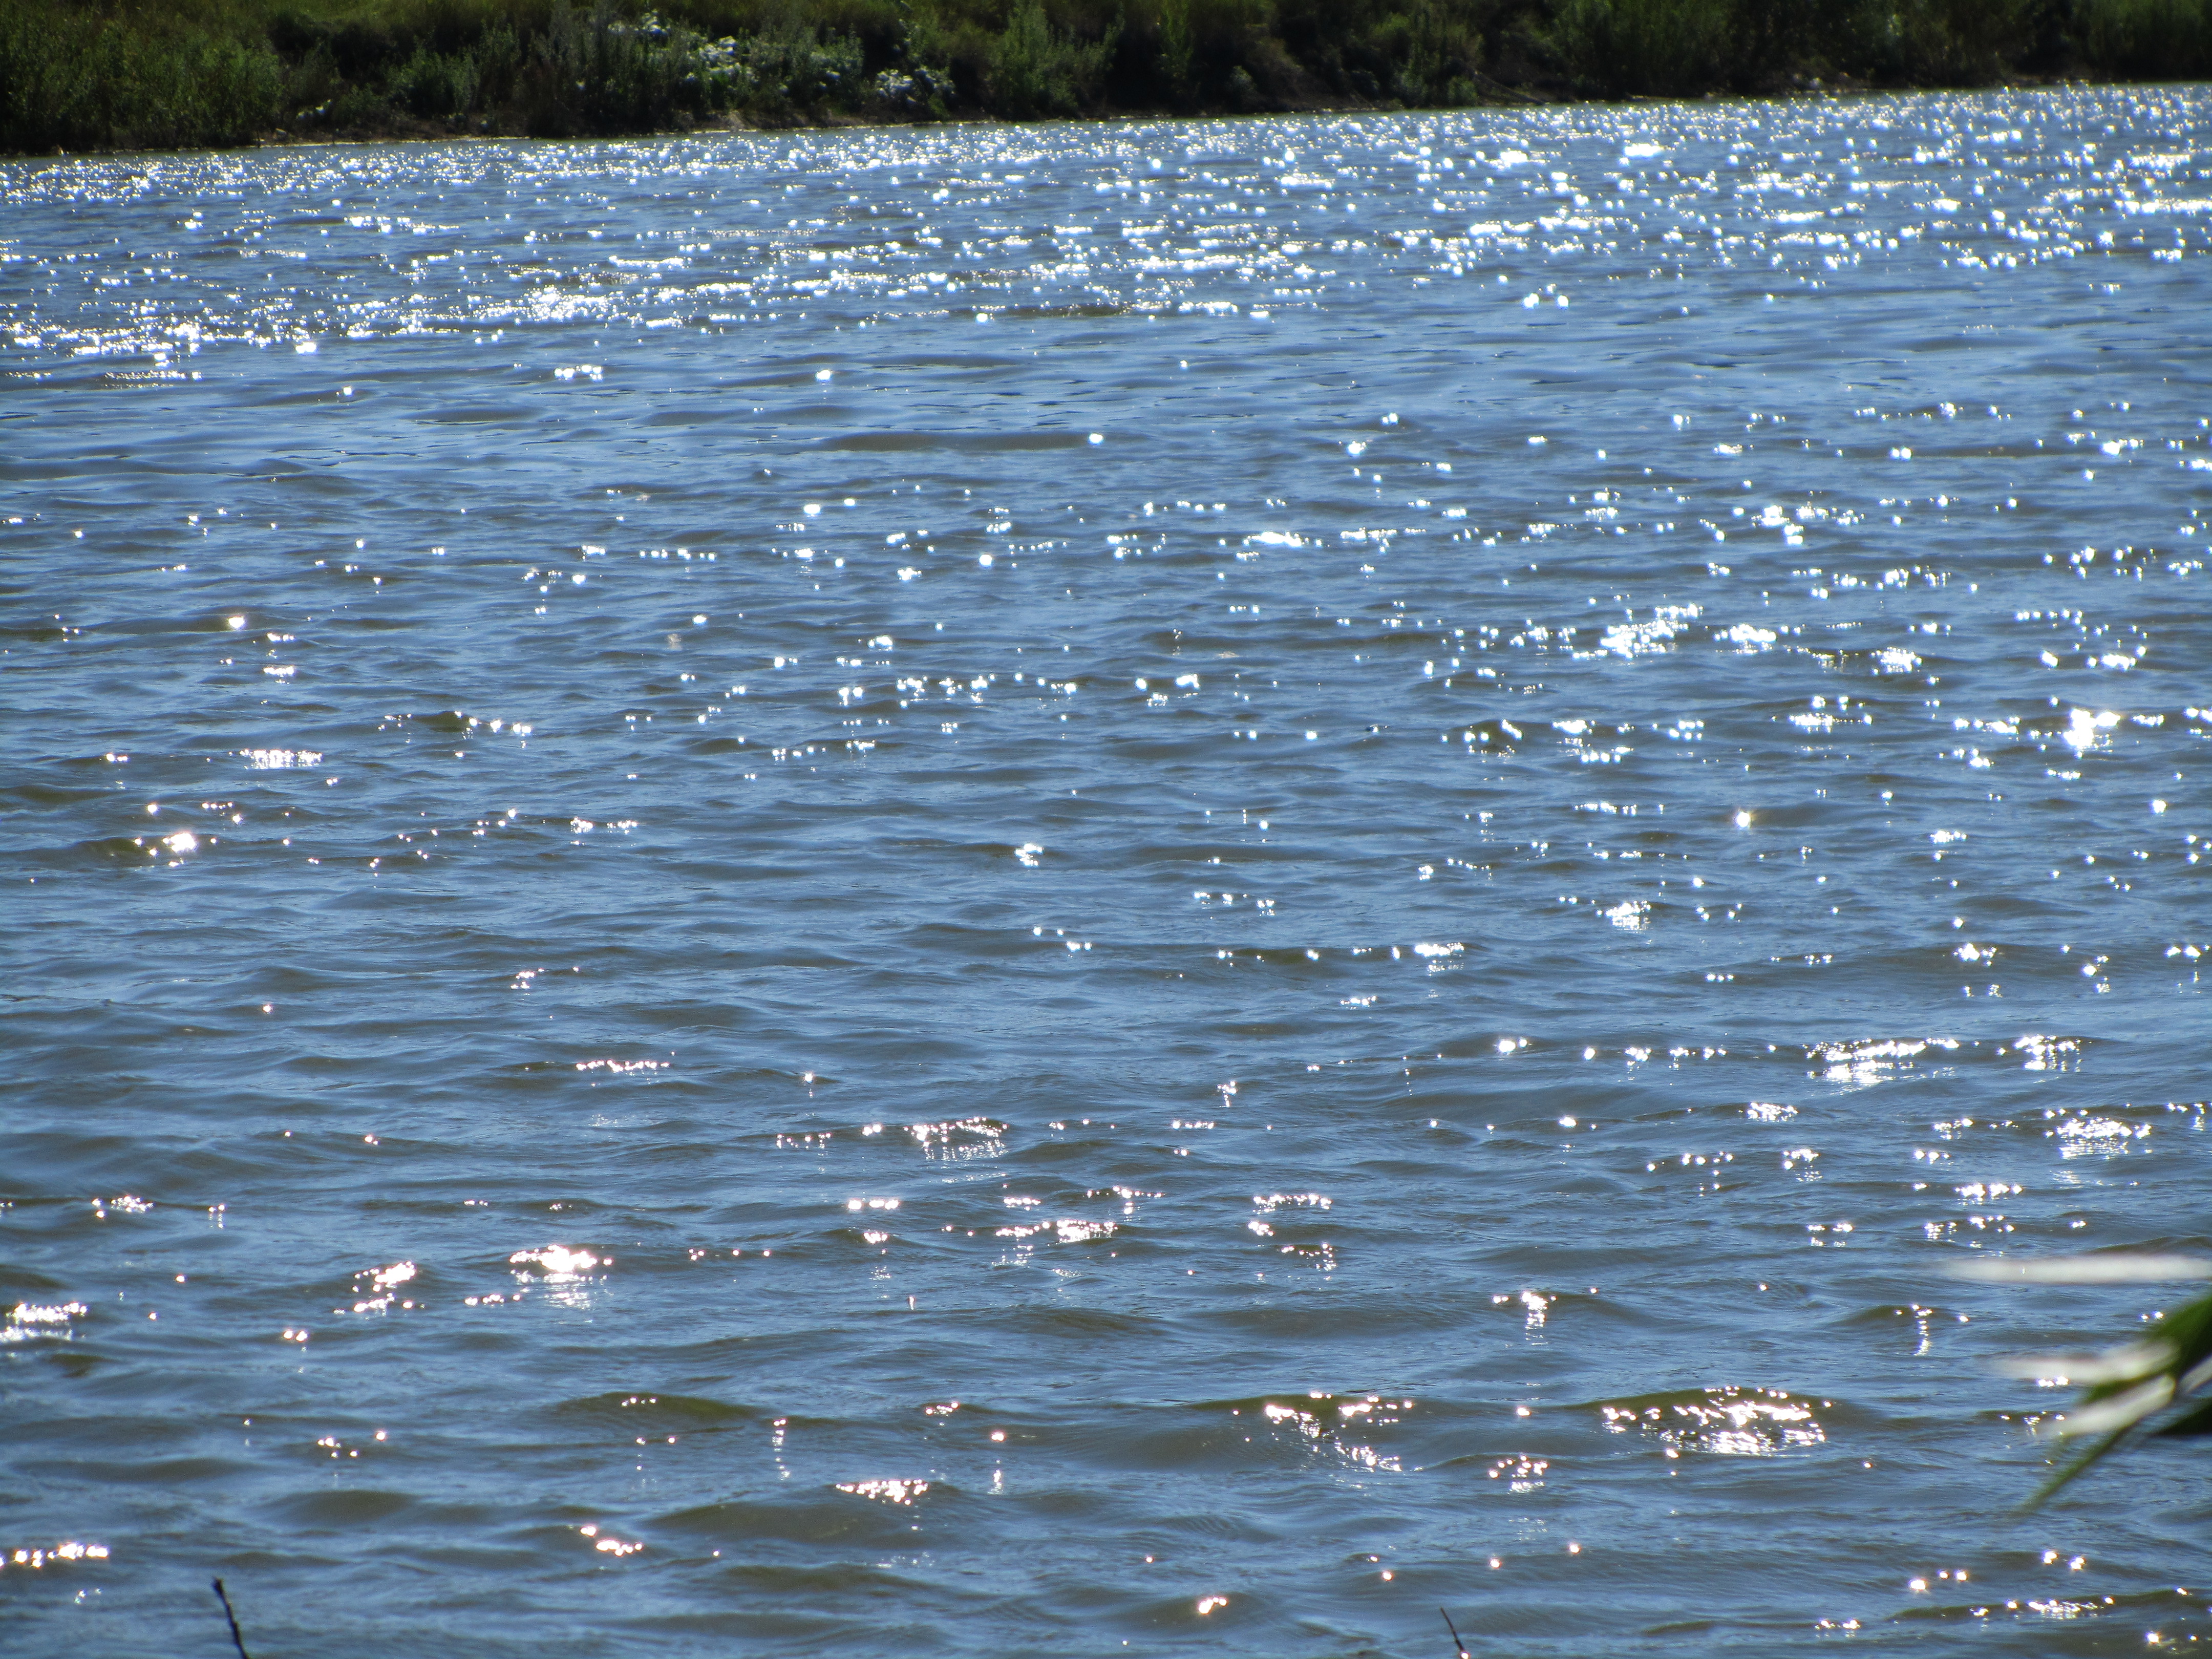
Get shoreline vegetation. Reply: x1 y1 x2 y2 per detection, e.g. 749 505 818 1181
2 0 2209 158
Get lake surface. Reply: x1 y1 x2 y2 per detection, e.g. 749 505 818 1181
4 85 2209 1658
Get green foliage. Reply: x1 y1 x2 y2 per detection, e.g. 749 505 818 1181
393 43 483 116
517 3 715 136
988 0 1113 115
3 0 2210 154
1540 0 2071 92
1155 0 1193 99
0 0 282 151
1366 0 1487 105
1269 0 1485 107
705 23 867 118
2076 0 2212 75
1884 0 2040 82
1962 1253 2212 1509
1547 0 1736 97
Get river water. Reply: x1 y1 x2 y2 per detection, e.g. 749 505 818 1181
3 85 2209 1657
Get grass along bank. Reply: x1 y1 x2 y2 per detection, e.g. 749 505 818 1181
4 0 2210 156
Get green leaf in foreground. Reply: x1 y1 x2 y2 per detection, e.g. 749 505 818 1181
1952 1253 2212 1511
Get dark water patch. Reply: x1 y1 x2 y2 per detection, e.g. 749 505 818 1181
268 1487 419 1527
550 1391 759 1430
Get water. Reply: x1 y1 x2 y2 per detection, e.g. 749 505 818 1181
3 85 2208 1657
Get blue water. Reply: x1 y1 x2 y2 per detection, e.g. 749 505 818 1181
3 86 2209 1657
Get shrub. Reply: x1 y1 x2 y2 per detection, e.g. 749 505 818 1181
394 45 481 115
516 2 725 134
0 0 282 151
1546 0 1738 96
2076 0 2212 76
988 0 1114 115
1881 0 2038 82
706 22 865 118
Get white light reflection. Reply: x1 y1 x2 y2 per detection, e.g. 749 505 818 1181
835 1478 930 1505
507 1245 605 1308
1600 1386 1827 1457
1 1541 110 1572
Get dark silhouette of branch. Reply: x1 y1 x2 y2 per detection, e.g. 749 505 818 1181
211 1578 251 1659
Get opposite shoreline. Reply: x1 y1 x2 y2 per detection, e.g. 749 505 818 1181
5 0 2208 160
12 81 2136 167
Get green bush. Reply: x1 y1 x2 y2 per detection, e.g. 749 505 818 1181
986 0 1113 115
518 2 713 134
0 0 282 151
1154 0 1193 98
705 22 865 118
394 43 481 114
1546 0 1737 96
1266 0 1483 108
1883 0 2038 81
2076 0 2212 75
